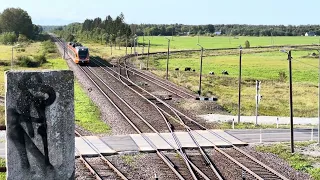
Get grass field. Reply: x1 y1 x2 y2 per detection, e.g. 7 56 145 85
138 48 320 117
82 35 320 59
137 36 320 50
78 36 320 117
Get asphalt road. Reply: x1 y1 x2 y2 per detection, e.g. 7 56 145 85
226 128 319 143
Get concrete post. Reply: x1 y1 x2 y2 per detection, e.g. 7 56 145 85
5 70 75 180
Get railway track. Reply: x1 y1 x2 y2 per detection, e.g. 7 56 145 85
94 54 289 180
55 36 289 180
109 58 195 99
87 58 224 180
75 130 127 180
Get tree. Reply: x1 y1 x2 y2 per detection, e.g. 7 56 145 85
0 8 34 38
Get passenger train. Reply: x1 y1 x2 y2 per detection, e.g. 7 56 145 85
67 42 90 64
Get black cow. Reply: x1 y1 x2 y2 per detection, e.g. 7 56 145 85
192 69 196 72
222 70 229 75
209 71 214 75
185 67 191 71
175 68 179 71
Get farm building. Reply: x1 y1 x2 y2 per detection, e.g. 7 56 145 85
305 31 316 36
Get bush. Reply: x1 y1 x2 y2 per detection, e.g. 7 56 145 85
18 34 28 42
42 40 56 54
245 40 250 48
34 54 47 64
17 55 42 67
0 32 17 45
279 71 287 82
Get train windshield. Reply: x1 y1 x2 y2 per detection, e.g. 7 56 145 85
78 49 88 59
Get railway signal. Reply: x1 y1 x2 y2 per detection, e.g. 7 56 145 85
255 80 262 125
147 39 151 70
197 43 204 96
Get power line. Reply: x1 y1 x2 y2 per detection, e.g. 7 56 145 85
293 59 319 69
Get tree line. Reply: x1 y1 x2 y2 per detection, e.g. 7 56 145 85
54 13 133 46
53 13 320 46
134 24 320 36
0 8 43 44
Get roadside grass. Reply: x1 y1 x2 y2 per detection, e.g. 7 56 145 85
74 80 111 133
218 122 317 129
143 50 320 117
255 142 320 180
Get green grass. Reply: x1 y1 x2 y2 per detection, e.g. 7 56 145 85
137 36 320 50
143 49 320 117
81 36 320 60
256 142 320 180
74 80 111 133
218 122 317 129
121 155 136 165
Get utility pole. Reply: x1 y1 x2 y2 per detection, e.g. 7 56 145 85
172 25 174 40
63 43 65 59
11 46 13 70
238 46 242 123
147 39 150 70
288 50 294 153
197 44 204 96
281 49 294 153
110 42 112 56
318 49 320 146
126 38 128 55
165 37 170 80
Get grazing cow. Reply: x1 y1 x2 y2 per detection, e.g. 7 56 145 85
222 70 229 75
209 71 214 75
193 69 196 72
185 67 191 71
175 68 179 71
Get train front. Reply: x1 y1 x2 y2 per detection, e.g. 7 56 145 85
77 47 90 64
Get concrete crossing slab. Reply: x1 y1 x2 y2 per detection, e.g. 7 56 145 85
190 131 215 147
212 130 245 145
100 135 139 152
0 130 246 157
160 133 178 149
75 137 98 156
175 132 197 148
83 136 116 155
195 130 231 147
144 133 172 150
130 134 155 152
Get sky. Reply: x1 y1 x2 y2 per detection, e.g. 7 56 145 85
0 0 319 26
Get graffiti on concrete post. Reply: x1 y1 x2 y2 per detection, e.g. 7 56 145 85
8 73 56 169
